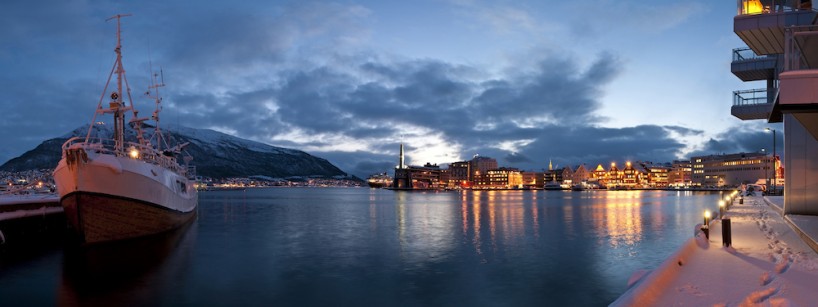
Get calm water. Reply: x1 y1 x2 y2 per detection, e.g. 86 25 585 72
0 188 722 306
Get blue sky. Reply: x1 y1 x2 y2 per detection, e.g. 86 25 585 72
0 0 782 178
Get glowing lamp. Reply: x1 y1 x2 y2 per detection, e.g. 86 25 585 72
702 210 710 228
719 200 726 218
744 0 763 15
129 148 140 159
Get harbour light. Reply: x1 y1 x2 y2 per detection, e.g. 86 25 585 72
129 147 140 159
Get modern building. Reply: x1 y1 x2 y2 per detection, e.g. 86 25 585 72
732 0 817 214
690 152 774 187
668 160 693 187
477 168 523 189
641 162 670 188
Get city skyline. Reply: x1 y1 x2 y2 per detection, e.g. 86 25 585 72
0 0 784 178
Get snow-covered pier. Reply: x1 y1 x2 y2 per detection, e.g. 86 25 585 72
612 195 818 306
0 194 63 244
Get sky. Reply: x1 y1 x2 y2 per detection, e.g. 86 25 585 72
0 0 784 178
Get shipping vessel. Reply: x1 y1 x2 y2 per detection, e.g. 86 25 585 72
53 14 197 244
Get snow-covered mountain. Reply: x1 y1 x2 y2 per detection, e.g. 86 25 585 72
1 124 349 179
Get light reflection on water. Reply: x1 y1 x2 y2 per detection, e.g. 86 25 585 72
0 188 721 306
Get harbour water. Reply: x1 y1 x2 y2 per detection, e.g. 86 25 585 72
0 188 722 305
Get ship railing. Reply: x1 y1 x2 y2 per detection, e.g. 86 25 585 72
737 0 815 16
733 88 770 106
63 137 188 176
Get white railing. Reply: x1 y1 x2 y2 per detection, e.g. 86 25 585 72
63 137 188 176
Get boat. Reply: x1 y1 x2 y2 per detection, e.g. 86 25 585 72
366 172 392 188
544 181 564 190
53 14 198 244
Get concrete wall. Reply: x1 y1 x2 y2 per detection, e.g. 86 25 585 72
784 114 818 215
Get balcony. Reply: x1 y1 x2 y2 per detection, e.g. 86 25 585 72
732 88 775 120
734 0 817 55
731 47 779 81
779 25 818 139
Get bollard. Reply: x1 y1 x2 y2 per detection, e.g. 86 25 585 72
722 218 732 247
702 210 711 239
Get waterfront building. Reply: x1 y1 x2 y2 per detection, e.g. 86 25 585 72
607 163 622 187
521 171 543 189
622 162 639 187
543 168 563 184
392 144 442 189
393 163 442 189
572 164 590 184
645 164 670 188
448 161 470 188
561 166 574 184
592 164 608 187
732 1 817 213
470 156 498 182
668 160 693 187
690 152 773 187
477 168 523 189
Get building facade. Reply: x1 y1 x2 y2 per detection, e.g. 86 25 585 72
477 168 523 189
668 160 692 187
691 152 774 187
732 1 818 214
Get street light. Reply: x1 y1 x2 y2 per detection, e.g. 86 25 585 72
761 148 767 189
765 128 777 195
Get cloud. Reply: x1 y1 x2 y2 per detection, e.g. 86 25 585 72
0 0 745 179
686 123 782 158
567 1 707 36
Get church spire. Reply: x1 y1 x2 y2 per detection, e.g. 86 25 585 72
399 143 405 169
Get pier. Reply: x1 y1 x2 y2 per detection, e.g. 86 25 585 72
0 194 64 245
612 195 818 306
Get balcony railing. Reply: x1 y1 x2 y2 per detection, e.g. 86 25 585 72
733 89 769 106
732 47 771 62
737 0 814 16
784 25 818 71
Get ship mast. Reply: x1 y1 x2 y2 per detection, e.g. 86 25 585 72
107 14 132 152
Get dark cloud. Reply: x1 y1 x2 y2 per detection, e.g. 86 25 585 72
687 123 782 158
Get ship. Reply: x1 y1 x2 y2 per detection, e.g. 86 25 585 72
53 14 198 244
366 172 393 188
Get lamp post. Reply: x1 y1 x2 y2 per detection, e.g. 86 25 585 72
765 128 777 195
761 148 767 189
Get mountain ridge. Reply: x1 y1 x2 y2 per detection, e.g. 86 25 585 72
1 124 350 179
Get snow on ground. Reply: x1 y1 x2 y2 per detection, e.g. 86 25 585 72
612 195 818 306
